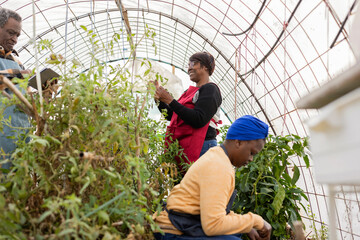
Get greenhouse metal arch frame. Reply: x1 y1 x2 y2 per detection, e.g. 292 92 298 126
18 7 278 134
2 0 360 239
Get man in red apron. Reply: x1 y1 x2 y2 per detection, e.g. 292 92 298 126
154 52 222 172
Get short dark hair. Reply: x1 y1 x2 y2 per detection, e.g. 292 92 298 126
0 8 22 28
189 52 216 76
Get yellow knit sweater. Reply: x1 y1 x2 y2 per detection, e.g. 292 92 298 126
154 146 264 236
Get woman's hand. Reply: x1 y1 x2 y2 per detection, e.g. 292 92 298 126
257 220 272 240
152 80 174 104
247 229 260 240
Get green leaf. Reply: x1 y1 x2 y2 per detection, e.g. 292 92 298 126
97 210 110 224
144 69 151 76
272 185 285 215
0 194 5 209
300 192 309 201
291 165 300 185
258 181 275 187
103 170 117 178
44 135 62 145
283 173 292 183
80 177 91 194
266 209 274 220
37 210 53 223
303 137 309 147
143 143 149 154
58 228 76 236
0 185 6 192
303 155 310 168
31 138 50 147
288 206 301 222
80 25 87 31
293 142 301 152
288 188 304 194
260 187 273 194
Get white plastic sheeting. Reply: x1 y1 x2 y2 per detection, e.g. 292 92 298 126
1 0 360 238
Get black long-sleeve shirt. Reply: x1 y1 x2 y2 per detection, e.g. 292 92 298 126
158 83 222 140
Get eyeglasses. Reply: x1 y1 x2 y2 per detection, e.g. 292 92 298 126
188 60 199 69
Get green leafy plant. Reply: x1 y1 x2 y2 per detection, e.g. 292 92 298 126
0 24 181 239
233 134 310 239
217 124 230 144
306 205 329 240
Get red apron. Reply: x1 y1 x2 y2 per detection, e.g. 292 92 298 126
165 86 210 168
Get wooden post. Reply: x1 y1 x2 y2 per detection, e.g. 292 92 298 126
0 75 34 113
293 221 305 240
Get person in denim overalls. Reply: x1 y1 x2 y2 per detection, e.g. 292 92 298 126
0 8 31 170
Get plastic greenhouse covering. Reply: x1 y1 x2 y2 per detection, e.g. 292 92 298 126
1 0 360 238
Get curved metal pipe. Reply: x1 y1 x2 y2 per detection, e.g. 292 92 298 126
223 0 267 37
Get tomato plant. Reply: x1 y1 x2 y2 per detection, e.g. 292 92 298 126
233 134 310 239
0 25 179 239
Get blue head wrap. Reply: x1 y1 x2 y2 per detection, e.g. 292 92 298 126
225 115 269 140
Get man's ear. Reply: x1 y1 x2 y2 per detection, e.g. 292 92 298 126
236 140 243 148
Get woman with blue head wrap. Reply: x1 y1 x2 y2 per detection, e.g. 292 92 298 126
224 115 269 168
226 115 269 141
154 115 272 240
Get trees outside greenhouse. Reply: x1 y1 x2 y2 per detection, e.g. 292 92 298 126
1 1 360 239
